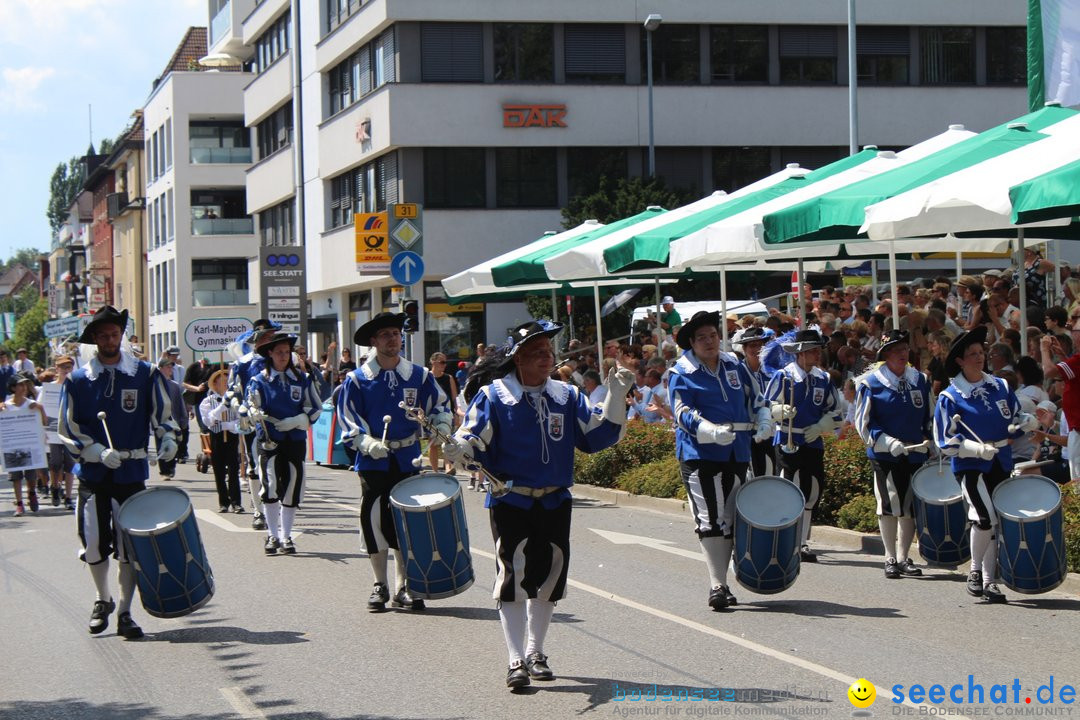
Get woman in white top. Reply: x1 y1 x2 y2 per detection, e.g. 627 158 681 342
5 374 47 516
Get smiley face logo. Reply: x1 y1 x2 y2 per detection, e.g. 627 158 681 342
848 678 876 709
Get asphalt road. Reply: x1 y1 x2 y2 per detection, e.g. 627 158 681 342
1 449 1078 720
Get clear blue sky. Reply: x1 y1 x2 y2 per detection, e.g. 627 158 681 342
0 0 207 263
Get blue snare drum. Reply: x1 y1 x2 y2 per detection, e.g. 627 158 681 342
117 486 215 618
911 463 971 568
733 476 804 594
390 473 474 600
993 475 1066 594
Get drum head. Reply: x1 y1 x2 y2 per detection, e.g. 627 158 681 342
390 473 460 509
736 476 804 527
117 486 192 533
993 475 1061 520
912 464 961 503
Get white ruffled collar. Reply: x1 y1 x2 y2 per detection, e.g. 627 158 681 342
874 364 920 391
492 372 569 406
950 372 998 399
267 367 300 383
360 353 415 382
675 350 739 375
85 350 140 380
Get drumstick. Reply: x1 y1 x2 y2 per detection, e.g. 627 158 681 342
903 441 930 453
97 411 114 450
381 415 392 444
951 413 985 444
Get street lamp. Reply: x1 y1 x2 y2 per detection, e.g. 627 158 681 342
643 13 662 178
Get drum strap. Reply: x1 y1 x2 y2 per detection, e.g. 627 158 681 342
507 485 563 498
386 434 419 450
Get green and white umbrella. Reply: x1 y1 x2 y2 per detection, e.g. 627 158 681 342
1010 156 1080 225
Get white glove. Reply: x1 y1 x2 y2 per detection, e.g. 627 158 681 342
357 434 389 459
100 448 123 469
600 368 636 425
81 443 107 464
274 414 310 432
236 415 255 434
1008 413 1039 434
697 419 737 446
874 434 908 457
157 436 178 463
442 437 473 466
605 367 636 397
771 404 797 421
957 439 997 461
752 407 773 442
431 412 454 438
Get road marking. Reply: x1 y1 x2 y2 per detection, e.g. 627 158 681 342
589 528 704 562
303 490 360 514
470 545 919 711
219 686 267 719
195 509 303 538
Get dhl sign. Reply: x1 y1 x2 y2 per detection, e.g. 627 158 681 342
503 104 567 128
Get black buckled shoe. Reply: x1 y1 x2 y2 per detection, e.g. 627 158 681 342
721 585 738 606
708 586 729 611
506 660 531 689
367 582 390 612
983 582 1007 604
89 599 116 635
251 512 266 531
525 652 554 680
884 558 901 579
281 538 296 555
898 559 922 577
966 570 983 597
264 536 280 555
392 587 425 611
116 612 144 639
799 545 818 563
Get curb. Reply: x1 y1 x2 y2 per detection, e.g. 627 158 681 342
571 483 1080 597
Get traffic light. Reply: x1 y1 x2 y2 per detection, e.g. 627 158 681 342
403 300 419 333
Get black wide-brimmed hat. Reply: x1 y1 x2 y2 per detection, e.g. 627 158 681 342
255 332 297 358
876 330 910 360
354 312 407 345
676 311 721 350
945 325 988 376
780 328 827 354
732 327 773 347
7 372 33 392
506 319 563 358
78 305 129 344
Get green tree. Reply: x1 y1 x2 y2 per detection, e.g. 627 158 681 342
561 175 694 228
46 156 84 234
10 296 48 365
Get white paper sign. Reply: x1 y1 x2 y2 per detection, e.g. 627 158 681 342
39 384 62 444
0 407 47 471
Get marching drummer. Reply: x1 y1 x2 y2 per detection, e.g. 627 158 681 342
245 332 322 556
933 326 1037 603
762 328 842 562
442 319 631 689
58 305 180 639
669 312 772 611
335 312 452 613
853 330 932 579
733 326 777 477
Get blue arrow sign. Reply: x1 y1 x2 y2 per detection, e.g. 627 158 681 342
390 250 424 286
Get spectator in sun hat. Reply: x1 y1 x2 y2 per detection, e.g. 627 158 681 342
1014 244 1053 308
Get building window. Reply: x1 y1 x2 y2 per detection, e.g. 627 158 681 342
424 148 485 208
421 23 483 82
254 11 290 74
190 189 253 235
642 24 700 84
256 102 293 160
710 25 768 83
165 119 172 169
423 280 485 362
168 258 175 312
779 26 838 84
567 147 628 199
494 24 554 82
166 188 174 240
565 24 626 83
190 120 251 164
259 200 295 246
652 147 704 196
151 130 159 179
920 27 975 84
327 152 398 229
327 27 395 116
712 147 771 193
857 26 910 85
192 258 249 307
496 148 557 208
159 197 167 247
326 0 369 35
986 26 1026 84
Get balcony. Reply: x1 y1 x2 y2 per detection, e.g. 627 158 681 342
210 1 232 47
194 289 249 307
190 146 252 164
191 218 254 235
106 192 128 220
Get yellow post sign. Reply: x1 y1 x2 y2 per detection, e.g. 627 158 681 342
355 212 389 273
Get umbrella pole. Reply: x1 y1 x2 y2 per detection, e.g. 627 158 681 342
798 258 806 327
889 243 899 332
655 277 662 345
955 250 962 285
720 266 729 348
594 282 603 362
870 260 878 305
551 288 559 354
1017 230 1027 341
